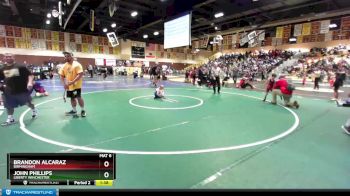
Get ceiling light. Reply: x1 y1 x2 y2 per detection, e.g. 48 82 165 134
215 26 219 30
131 11 138 17
111 23 116 28
103 28 108 33
153 31 159 36
214 12 224 18
143 34 148 39
46 20 50 25
52 9 59 18
252 0 259 2
47 13 51 18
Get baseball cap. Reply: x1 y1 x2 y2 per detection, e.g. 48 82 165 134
63 51 73 56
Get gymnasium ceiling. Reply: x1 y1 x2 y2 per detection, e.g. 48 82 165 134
1 0 350 44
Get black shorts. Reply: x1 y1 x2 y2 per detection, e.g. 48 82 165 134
67 89 81 99
3 92 32 109
334 82 340 91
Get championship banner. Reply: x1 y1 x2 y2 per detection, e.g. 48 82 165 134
92 36 99 45
15 38 23 48
275 27 283 38
45 30 51 40
81 35 87 43
264 37 272 46
69 33 75 42
64 33 70 51
38 39 46 50
76 44 82 52
15 38 27 49
282 25 291 38
258 30 265 41
194 41 199 48
82 43 89 53
317 34 325 42
232 34 237 44
239 32 248 46
59 32 65 42
294 24 303 37
52 41 59 51
75 34 82 44
320 20 330 34
302 23 311 35
93 45 99 53
271 37 277 46
276 38 282 46
30 29 38 39
59 42 65 51
297 36 303 44
0 25 5 36
103 37 109 46
31 39 39 50
52 31 59 41
90 10 94 31
87 35 92 44
104 45 109 54
341 16 350 31
69 42 77 52
46 41 52 50
311 22 320 35
14 27 22 38
23 28 30 40
202 35 209 48
0 36 6 47
98 37 104 45
5 26 14 37
6 37 15 48
332 30 341 40
146 43 156 51
38 29 45 39
88 44 93 53
302 35 311 43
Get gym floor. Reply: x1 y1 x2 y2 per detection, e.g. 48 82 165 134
0 75 349 189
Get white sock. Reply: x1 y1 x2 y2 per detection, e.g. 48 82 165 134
7 115 14 121
72 107 77 112
346 119 350 128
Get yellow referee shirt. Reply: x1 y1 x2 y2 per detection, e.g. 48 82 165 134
59 61 83 91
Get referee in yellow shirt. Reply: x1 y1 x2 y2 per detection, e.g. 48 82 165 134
59 52 86 118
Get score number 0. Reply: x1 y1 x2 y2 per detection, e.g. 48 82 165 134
104 161 110 178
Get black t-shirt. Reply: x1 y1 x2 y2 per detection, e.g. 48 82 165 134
0 64 31 95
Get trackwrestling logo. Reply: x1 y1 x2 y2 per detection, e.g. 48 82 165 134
1 189 57 196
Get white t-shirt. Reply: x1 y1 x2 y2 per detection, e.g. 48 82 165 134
156 88 165 97
212 67 222 77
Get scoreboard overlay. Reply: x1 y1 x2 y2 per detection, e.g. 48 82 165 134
7 153 116 186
